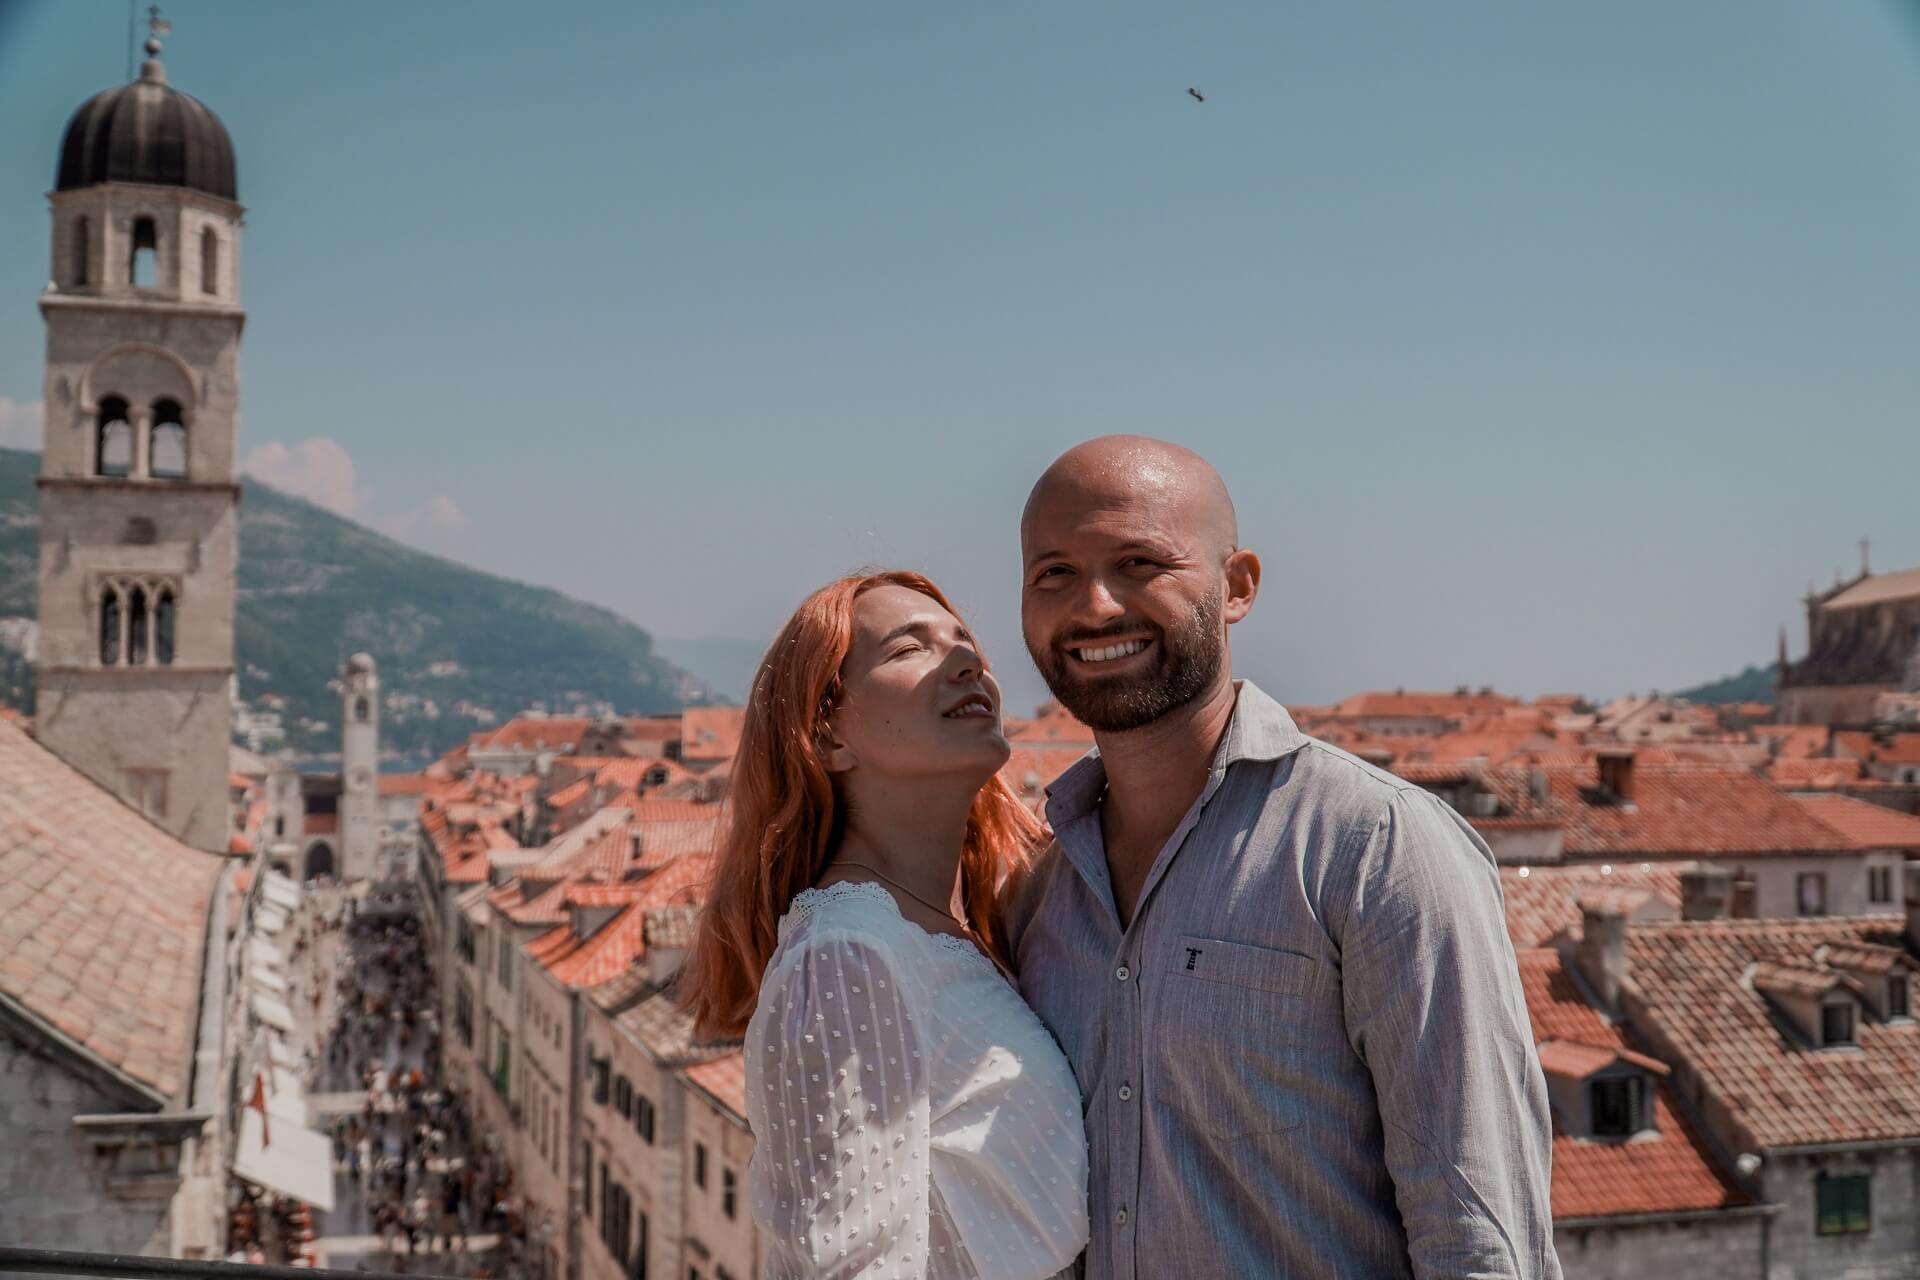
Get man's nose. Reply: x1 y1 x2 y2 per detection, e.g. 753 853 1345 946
1071 574 1127 627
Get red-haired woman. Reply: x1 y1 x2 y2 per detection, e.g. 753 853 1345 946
681 571 1088 1279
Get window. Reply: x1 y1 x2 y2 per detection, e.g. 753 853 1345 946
1891 976 1910 1020
131 216 158 286
1815 1172 1871 1235
635 1095 656 1145
1589 1075 1646 1138
721 1167 737 1220
99 586 121 665
615 1075 633 1118
1797 872 1828 918
457 916 477 965
1821 1001 1856 1047
127 586 148 665
455 985 474 1047
125 767 169 820
1869 865 1893 905
493 1028 512 1096
497 932 514 989
96 396 133 476
153 589 175 665
581 1142 594 1218
631 1211 649 1280
591 1056 611 1106
74 216 90 285
150 399 187 479
693 1142 707 1190
201 227 218 294
1731 868 1757 919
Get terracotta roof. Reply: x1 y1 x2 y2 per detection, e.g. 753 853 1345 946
1766 758 1864 790
378 773 433 796
1005 709 1096 746
1626 918 1920 1148
1477 762 1852 857
1833 731 1920 767
643 905 698 949
1330 690 1522 722
609 984 734 1064
1823 566 1920 611
471 716 595 754
1754 725 1830 759
304 813 338 836
1535 1038 1669 1080
531 851 717 989
1791 793 1920 851
0 717 222 1102
681 1052 747 1121
1514 949 1750 1220
542 778 593 811
1501 865 1689 947
1818 942 1916 977
680 707 746 764
1749 961 1856 1002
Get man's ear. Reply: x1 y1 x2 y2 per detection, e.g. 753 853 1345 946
818 714 859 774
1222 548 1261 625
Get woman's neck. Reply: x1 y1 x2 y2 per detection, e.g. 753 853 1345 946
826 778 973 918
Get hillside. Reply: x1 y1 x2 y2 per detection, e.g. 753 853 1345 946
1672 663 1778 706
0 447 706 761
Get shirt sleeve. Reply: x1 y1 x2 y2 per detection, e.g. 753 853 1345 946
1336 789 1562 1280
751 932 933 1280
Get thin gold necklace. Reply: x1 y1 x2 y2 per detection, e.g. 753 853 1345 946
832 860 967 933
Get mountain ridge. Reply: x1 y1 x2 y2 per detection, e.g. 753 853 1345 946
0 446 708 761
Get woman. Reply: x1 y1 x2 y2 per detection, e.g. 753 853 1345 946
682 571 1089 1280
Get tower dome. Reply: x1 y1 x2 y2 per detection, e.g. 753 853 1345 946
55 40 236 202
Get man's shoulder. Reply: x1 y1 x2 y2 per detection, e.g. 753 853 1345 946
1276 734 1423 828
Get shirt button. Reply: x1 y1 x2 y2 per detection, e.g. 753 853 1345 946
1115 965 1131 982
1117 1084 1132 1101
1116 1207 1129 1226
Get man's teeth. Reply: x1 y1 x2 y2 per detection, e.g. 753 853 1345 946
1074 640 1148 663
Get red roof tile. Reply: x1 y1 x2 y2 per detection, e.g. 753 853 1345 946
680 707 746 765
1500 865 1688 947
1514 949 1749 1220
1791 793 1920 851
0 717 222 1101
681 1052 747 1121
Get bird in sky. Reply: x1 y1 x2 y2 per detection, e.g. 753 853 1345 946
1187 87 1205 103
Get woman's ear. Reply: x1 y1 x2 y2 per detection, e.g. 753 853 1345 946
818 713 858 774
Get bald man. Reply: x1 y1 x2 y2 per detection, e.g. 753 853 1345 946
1006 436 1559 1279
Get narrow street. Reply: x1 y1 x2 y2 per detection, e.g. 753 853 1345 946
301 890 541 1279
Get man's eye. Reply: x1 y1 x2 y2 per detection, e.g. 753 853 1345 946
1034 565 1071 582
1123 557 1160 570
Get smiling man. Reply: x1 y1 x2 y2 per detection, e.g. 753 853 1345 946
1007 436 1560 1280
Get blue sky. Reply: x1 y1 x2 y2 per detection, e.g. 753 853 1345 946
4 0 1919 711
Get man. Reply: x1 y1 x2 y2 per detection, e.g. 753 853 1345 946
1007 436 1559 1279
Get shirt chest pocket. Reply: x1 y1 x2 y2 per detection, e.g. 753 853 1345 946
1150 935 1332 1140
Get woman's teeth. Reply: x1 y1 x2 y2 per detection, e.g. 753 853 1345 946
1074 640 1148 663
944 698 993 718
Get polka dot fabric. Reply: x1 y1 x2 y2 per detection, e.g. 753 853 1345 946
747 880 1089 1279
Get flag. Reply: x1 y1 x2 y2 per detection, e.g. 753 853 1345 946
247 1071 272 1148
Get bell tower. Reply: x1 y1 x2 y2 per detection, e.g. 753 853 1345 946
35 17 243 852
339 652 381 881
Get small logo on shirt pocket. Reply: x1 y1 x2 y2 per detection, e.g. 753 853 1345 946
1184 947 1203 971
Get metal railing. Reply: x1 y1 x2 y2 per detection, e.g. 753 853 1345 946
0 1247 447 1280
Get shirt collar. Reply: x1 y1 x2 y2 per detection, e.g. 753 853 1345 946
1044 680 1309 828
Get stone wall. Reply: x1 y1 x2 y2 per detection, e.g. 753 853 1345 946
0 1025 179 1265
1761 1147 1920 1280
1553 1213 1766 1280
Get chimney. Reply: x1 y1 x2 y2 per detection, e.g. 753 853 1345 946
1905 863 1920 953
1597 750 1637 804
1575 901 1630 1014
1679 867 1732 921
1528 766 1550 808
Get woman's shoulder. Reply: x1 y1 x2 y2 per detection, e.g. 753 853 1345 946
767 881 930 982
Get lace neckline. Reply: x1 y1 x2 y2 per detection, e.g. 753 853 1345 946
784 879 999 973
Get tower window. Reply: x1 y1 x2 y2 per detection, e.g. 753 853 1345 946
150 399 187 480
96 396 133 477
154 589 175 666
99 586 121 665
128 586 149 665
131 217 158 287
201 227 218 294
355 696 371 723
74 216 90 286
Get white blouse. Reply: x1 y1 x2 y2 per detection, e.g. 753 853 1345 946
746 879 1089 1280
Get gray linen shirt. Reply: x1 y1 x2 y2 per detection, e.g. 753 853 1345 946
1006 682 1560 1280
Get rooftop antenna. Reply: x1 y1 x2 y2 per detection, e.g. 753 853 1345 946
1860 536 1871 578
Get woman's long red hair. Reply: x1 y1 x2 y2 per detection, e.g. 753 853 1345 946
681 570 1043 1041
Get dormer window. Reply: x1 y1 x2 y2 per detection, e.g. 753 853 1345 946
1821 1000 1856 1047
1589 1075 1648 1138
1891 976 1910 1020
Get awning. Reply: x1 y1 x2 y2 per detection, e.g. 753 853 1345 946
251 993 295 1034
266 1033 299 1069
250 966 288 996
256 905 289 935
232 1108 335 1211
261 870 302 912
265 1079 310 1124
247 937 286 973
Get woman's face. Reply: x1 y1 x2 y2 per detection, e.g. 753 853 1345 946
824 584 1011 784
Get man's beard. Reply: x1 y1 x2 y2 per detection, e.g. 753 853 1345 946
1030 593 1224 733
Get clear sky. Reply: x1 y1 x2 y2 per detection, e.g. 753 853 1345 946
4 0 1919 713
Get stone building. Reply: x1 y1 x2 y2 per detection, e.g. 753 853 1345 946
32 29 243 853
0 712 230 1263
1779 563 1920 726
338 652 381 880
260 654 390 881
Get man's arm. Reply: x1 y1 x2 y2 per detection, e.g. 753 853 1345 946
1336 788 1561 1279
